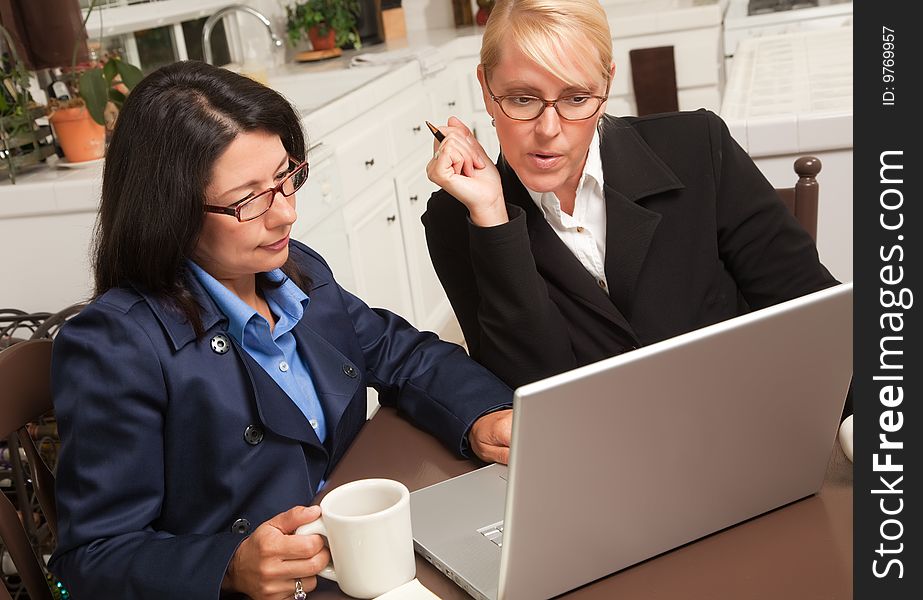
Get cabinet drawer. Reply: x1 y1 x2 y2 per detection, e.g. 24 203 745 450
335 122 394 200
390 94 433 162
428 69 465 123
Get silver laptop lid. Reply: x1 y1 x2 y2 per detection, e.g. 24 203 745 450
499 283 852 600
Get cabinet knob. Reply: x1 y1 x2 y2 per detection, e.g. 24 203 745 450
412 125 422 133
447 101 456 107
387 215 397 223
364 158 375 168
409 195 419 203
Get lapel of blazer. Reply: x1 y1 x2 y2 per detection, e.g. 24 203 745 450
138 269 356 452
597 115 685 318
499 157 635 336
234 342 325 449
238 279 361 450
289 302 362 443
497 115 685 332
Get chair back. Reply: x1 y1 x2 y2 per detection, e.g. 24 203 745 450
0 339 55 600
775 156 821 240
629 46 679 116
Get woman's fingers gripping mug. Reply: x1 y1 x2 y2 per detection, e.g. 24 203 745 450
295 479 416 599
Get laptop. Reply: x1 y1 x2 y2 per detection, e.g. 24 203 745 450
411 283 852 600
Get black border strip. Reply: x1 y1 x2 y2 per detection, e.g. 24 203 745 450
855 2 920 598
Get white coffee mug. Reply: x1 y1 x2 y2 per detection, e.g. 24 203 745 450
295 478 416 599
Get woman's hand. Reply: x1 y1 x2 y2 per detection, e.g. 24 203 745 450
469 409 513 465
222 505 330 599
425 116 509 228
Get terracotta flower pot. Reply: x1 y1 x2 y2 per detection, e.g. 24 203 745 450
308 25 337 51
49 106 106 163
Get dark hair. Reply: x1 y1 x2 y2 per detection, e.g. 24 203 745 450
94 60 308 333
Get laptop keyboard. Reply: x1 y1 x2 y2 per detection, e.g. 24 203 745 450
477 521 505 547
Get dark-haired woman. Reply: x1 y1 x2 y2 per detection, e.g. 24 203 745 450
48 61 512 600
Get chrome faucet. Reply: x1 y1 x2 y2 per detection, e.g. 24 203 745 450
202 4 285 65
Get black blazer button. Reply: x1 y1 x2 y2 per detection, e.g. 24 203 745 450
243 425 264 445
231 518 250 534
342 363 357 378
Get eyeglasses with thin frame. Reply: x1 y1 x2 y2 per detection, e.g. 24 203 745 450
483 74 611 122
204 159 309 222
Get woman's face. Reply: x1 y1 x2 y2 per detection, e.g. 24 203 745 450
479 43 612 200
193 130 297 284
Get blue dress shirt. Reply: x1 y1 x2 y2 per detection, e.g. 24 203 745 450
189 261 327 442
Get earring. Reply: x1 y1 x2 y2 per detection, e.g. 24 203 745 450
491 118 496 127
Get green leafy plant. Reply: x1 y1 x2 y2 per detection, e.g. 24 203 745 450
55 0 144 126
285 0 362 50
75 55 143 125
0 25 34 126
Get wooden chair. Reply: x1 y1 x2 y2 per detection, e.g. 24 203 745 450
629 46 679 116
775 156 821 240
0 339 56 600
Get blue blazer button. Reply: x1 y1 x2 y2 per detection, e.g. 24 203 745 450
342 363 357 378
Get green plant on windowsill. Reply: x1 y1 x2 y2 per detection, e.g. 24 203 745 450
285 0 362 51
52 0 144 126
67 54 144 126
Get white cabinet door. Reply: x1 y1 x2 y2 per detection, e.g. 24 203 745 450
425 63 472 126
395 158 452 333
342 179 415 321
295 208 356 294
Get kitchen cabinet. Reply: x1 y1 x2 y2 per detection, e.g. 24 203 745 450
288 69 465 342
342 178 415 321
395 157 452 332
423 63 471 126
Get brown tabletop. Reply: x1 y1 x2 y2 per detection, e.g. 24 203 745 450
311 407 853 599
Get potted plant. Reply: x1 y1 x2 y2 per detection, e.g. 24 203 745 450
285 0 362 51
47 0 143 163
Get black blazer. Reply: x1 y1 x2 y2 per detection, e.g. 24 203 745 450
422 111 838 390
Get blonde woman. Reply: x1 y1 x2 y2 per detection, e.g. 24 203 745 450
424 0 841 396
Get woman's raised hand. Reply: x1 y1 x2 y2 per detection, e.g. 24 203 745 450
425 116 509 227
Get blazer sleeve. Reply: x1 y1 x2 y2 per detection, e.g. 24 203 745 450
422 194 576 389
707 112 839 308
48 303 244 599
334 274 513 456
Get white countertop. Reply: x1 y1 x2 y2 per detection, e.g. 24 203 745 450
602 0 723 37
0 158 103 219
720 27 852 156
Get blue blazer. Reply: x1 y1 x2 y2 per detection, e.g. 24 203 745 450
49 241 511 599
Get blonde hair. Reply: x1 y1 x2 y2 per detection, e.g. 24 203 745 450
481 0 613 88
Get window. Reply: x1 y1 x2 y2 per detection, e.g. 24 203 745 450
80 0 233 73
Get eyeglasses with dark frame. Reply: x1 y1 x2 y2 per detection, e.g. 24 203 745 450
483 74 611 122
204 159 309 222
